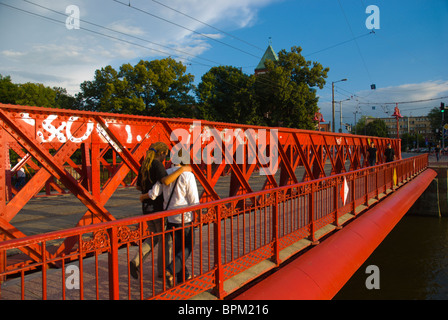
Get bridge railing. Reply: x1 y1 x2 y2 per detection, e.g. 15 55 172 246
0 154 428 300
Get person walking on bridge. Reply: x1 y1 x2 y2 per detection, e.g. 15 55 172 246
435 144 441 162
367 142 377 166
143 158 199 287
130 142 191 279
385 143 395 162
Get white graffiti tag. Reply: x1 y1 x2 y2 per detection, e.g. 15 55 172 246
23 114 94 143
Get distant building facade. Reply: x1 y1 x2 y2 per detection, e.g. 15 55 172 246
366 116 434 138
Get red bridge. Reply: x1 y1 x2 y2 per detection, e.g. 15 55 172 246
0 103 435 300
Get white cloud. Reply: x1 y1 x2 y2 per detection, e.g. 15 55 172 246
347 80 448 120
0 0 280 95
318 80 448 132
1 50 26 58
106 21 147 36
355 80 448 106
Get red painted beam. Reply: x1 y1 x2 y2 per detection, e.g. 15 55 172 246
233 168 437 300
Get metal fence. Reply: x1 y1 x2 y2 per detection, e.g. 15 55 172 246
0 154 428 300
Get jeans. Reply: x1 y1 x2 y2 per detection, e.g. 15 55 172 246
131 218 171 277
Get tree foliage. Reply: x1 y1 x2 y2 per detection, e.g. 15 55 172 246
1 46 330 128
195 66 261 125
0 74 76 109
77 58 195 117
195 46 329 128
253 46 329 129
354 116 388 137
427 106 443 133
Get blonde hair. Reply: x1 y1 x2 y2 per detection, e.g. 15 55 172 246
140 142 169 190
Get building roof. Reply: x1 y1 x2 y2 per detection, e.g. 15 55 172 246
255 45 279 71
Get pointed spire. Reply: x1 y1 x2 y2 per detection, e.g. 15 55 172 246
255 42 279 75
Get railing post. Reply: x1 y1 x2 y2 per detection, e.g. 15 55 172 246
334 177 340 228
365 170 369 206
352 174 357 215
213 205 226 299
42 242 48 300
376 167 379 199
271 190 280 265
108 226 119 300
309 183 318 244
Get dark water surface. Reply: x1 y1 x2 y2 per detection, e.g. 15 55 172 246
334 215 448 300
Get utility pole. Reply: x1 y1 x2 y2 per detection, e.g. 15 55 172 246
441 102 446 150
332 78 347 132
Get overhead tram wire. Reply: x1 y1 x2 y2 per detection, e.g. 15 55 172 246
111 0 262 60
337 0 374 84
19 0 221 67
304 31 375 57
150 0 265 52
1 2 216 68
357 96 448 106
110 1 286 92
0 2 275 106
2 1 384 115
23 0 379 98
8 1 389 109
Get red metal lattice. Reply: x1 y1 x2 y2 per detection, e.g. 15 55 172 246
0 103 400 261
0 103 399 232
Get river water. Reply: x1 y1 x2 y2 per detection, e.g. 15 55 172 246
334 214 448 299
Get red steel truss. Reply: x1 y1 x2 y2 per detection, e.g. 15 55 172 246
0 103 400 245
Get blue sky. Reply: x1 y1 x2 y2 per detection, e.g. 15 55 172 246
1 0 447 131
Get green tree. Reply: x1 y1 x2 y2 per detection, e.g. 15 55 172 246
195 66 261 125
253 46 329 129
354 116 388 137
427 106 444 133
77 58 195 117
365 118 388 137
77 65 142 113
0 74 76 109
0 75 19 104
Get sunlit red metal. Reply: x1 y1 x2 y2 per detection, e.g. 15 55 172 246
234 167 437 300
0 103 400 240
0 152 428 300
0 103 419 300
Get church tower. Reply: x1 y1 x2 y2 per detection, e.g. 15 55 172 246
254 44 279 75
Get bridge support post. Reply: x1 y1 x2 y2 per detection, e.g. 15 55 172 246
213 205 226 299
271 192 280 266
108 226 120 300
309 184 319 245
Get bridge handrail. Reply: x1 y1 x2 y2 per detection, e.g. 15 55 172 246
0 154 428 300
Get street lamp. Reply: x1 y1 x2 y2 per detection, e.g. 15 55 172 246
337 98 351 133
332 78 347 132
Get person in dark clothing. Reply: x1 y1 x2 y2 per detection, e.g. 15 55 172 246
435 145 441 162
385 143 395 162
130 142 191 279
367 142 377 166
